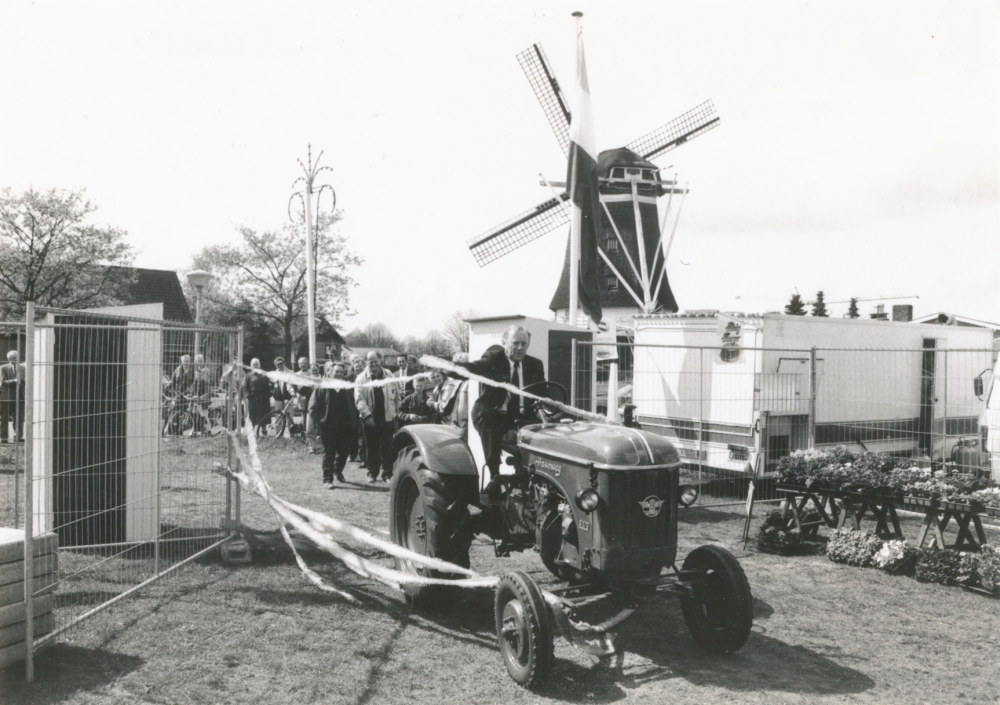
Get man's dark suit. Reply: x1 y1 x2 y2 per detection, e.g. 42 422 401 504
459 347 545 476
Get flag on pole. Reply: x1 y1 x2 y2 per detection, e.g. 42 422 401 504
567 14 602 326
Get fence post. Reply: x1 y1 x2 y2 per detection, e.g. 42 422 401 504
808 347 817 449
698 347 705 485
570 340 578 409
942 348 949 462
23 301 35 683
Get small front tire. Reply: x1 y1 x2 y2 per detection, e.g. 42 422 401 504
679 545 753 654
495 572 553 688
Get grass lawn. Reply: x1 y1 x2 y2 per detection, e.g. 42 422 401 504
3 438 999 704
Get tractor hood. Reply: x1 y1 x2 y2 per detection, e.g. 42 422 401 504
519 422 681 470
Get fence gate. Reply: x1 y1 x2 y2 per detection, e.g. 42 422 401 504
572 338 997 509
1 305 242 679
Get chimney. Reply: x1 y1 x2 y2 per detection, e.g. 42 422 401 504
892 305 913 322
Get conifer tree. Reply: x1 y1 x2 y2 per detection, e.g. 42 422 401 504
811 291 829 317
785 293 807 315
847 298 860 319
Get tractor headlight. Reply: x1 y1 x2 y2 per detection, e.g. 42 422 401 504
575 488 600 513
678 485 699 507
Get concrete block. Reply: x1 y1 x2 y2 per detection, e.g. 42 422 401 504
0 595 54 627
0 553 59 588
0 612 55 649
0 529 58 564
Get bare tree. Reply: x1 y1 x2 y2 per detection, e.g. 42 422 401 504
442 309 476 353
345 322 398 349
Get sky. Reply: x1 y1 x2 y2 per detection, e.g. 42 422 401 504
1 1 997 337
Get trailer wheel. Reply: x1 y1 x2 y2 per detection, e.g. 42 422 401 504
495 571 554 688
679 545 753 654
390 446 475 610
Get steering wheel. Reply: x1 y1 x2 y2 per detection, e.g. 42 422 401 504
521 381 568 423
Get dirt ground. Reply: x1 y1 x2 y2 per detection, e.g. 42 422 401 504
3 441 999 704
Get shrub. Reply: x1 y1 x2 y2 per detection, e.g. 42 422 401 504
972 544 1000 593
914 548 972 586
826 528 883 567
872 539 919 576
756 511 805 555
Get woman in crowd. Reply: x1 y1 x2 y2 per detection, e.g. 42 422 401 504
426 368 460 425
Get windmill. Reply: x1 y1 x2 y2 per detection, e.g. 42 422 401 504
466 39 720 321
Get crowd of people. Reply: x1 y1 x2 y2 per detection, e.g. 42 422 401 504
173 324 545 496
239 351 471 489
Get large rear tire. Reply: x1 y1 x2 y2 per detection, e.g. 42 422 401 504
389 446 476 610
679 545 753 654
495 571 554 688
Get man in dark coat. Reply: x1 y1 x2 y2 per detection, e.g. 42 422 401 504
458 325 545 481
309 361 358 487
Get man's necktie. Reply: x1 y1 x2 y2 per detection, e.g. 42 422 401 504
510 363 521 415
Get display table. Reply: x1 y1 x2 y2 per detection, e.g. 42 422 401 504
777 484 903 540
903 497 989 551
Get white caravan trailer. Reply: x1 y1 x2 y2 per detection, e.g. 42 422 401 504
631 312 994 475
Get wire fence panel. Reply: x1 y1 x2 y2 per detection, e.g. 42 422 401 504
572 339 998 508
1 322 27 528
10 307 241 660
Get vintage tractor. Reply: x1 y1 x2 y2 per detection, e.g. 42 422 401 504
387 382 753 688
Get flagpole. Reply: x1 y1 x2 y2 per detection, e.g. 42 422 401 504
568 11 583 327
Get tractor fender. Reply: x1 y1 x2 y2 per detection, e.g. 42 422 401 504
390 424 479 476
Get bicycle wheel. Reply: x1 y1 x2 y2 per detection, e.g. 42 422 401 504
166 409 195 436
256 410 286 438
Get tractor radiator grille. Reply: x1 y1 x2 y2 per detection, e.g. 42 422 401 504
601 469 677 551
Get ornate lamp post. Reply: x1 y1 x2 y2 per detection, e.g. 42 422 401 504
186 269 214 356
289 144 336 365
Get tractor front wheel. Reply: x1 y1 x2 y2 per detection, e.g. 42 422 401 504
495 571 554 688
679 545 753 654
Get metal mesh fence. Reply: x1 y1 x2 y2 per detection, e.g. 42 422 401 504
1 306 241 658
572 340 998 508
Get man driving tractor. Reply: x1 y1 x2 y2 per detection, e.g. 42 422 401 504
457 324 545 486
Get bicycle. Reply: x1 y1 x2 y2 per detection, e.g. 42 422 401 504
163 393 196 436
256 397 307 439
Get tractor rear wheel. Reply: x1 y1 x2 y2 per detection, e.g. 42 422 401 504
679 545 753 654
389 446 476 610
495 571 554 688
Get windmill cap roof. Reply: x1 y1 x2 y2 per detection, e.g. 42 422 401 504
597 148 658 175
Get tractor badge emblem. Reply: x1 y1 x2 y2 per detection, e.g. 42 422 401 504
638 496 664 517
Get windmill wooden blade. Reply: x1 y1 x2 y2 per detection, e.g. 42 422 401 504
516 44 572 157
467 193 570 267
626 100 720 161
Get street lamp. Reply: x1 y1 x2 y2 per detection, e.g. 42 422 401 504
289 144 336 366
186 269 213 355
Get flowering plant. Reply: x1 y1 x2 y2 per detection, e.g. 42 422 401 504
872 539 918 575
777 446 1000 508
826 528 884 568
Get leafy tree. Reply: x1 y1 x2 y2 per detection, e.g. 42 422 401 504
847 298 860 319
0 188 136 318
188 212 360 362
785 293 807 316
811 291 829 318
442 309 476 354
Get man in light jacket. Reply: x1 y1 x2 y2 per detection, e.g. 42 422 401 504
355 351 399 482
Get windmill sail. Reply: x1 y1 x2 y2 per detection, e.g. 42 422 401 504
516 44 572 157
466 193 569 267
626 100 720 161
